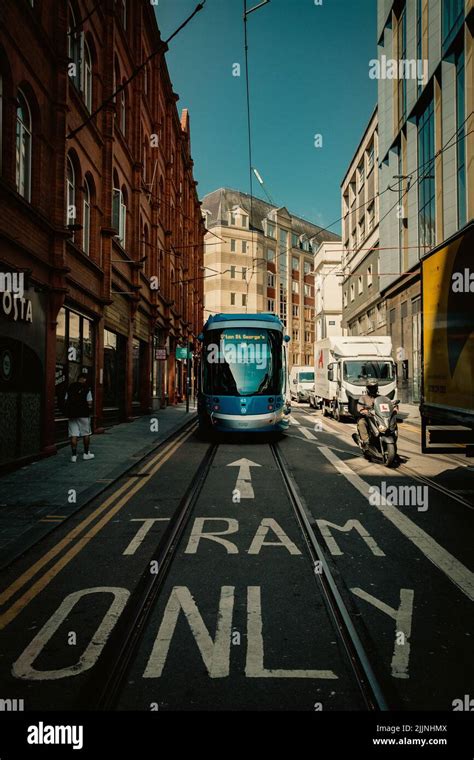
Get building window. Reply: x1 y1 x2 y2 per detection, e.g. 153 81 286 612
367 144 375 171
267 298 275 312
266 222 275 238
304 283 313 298
68 3 81 91
293 329 299 341
350 284 355 302
120 80 126 135
242 240 247 253
242 267 247 280
16 89 32 201
456 48 466 228
343 291 348 308
83 176 91 254
230 266 236 279
417 0 423 93
66 156 76 230
358 219 365 246
84 39 93 112
304 261 312 276
367 203 375 233
280 229 288 247
418 97 436 249
358 276 363 294
266 247 275 261
229 210 237 226
367 265 373 287
230 292 236 306
230 239 236 252
113 185 127 246
291 232 299 248
242 294 247 307
292 305 299 318
357 161 365 190
267 271 275 287
55 307 95 414
397 5 407 127
292 256 299 271
292 281 299 294
241 214 249 228
442 0 464 53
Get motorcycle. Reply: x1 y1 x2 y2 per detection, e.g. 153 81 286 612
352 395 399 467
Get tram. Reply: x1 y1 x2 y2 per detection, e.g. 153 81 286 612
197 313 291 435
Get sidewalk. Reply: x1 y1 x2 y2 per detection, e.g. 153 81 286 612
0 403 197 569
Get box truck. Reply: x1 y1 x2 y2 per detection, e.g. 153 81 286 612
421 222 474 454
289 365 315 403
314 336 397 421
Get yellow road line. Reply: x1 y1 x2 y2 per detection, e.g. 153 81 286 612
0 426 194 616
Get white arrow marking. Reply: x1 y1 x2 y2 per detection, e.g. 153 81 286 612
227 458 261 499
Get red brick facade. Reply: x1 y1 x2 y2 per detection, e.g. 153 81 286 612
0 0 204 467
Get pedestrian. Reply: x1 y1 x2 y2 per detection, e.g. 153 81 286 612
64 372 95 463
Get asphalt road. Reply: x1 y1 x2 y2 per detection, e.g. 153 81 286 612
0 407 472 712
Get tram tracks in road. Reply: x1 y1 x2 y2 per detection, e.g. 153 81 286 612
295 410 474 511
76 434 390 712
271 442 388 712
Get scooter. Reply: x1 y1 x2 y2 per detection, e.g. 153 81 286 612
352 396 399 467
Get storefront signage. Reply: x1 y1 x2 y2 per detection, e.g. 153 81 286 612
155 348 167 361
1 292 33 323
176 346 191 360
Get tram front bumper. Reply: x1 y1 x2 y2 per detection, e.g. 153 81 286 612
210 409 288 432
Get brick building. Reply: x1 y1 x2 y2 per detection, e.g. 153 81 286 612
0 0 204 467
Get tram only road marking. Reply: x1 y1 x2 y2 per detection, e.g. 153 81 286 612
319 445 474 601
0 427 195 630
227 458 261 499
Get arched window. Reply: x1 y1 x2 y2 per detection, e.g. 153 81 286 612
16 89 32 200
66 155 76 239
83 176 91 254
67 3 81 90
143 224 149 277
112 173 127 247
120 79 126 135
84 39 92 112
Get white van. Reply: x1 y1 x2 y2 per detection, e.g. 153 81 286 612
289 366 315 403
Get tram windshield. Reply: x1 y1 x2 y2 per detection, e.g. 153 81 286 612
203 328 282 397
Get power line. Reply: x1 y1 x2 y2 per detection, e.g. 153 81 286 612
67 1 207 140
68 0 104 36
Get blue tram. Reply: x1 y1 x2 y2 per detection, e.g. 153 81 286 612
197 313 291 434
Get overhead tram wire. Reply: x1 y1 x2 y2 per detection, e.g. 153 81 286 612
67 0 207 140
68 0 104 36
243 0 254 313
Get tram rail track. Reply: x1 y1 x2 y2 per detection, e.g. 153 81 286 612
298 410 474 511
75 433 390 711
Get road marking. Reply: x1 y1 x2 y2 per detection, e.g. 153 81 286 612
123 518 170 556
316 519 385 557
144 586 234 679
247 518 302 555
300 427 317 440
13 587 130 680
319 445 474 601
245 587 338 679
0 428 194 629
185 518 239 554
302 414 318 424
227 458 261 499
352 587 414 679
290 417 301 426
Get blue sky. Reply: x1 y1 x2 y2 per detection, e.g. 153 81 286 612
155 0 377 236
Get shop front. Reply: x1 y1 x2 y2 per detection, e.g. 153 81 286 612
151 329 168 409
55 306 96 442
103 327 127 426
0 282 47 466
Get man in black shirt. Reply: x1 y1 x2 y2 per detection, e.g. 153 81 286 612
64 372 94 463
